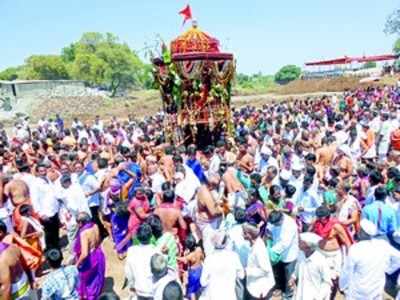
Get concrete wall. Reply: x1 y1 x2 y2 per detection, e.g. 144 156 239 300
0 80 90 118
0 80 87 99
0 82 14 98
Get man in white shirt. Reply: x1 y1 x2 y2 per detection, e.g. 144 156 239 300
71 117 83 130
37 117 48 132
174 164 200 207
228 208 251 268
292 232 331 300
377 111 394 162
73 161 107 238
242 223 275 299
200 231 244 300
146 156 166 194
92 115 104 133
77 127 89 143
151 254 178 300
295 175 321 231
267 211 299 299
340 219 400 300
333 124 349 146
125 223 159 299
34 164 61 250
206 146 221 180
370 111 381 134
256 146 279 176
57 174 91 247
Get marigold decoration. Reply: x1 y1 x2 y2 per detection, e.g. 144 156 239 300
171 22 219 54
153 21 235 148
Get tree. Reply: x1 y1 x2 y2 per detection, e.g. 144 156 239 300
136 64 156 89
0 31 153 94
393 59 400 72
22 55 70 80
393 38 400 55
70 32 146 96
0 67 20 81
363 61 377 69
70 53 107 85
274 65 301 84
385 9 400 35
61 43 77 63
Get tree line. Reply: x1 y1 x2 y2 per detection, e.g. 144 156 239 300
0 32 154 97
0 31 306 96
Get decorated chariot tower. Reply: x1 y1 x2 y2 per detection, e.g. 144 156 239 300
152 21 235 148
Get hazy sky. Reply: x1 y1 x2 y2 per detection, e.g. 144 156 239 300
0 0 398 74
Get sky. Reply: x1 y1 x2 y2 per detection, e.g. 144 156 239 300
0 0 398 74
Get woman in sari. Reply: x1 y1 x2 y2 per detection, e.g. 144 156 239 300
104 178 130 259
74 212 106 300
116 188 151 252
245 188 266 226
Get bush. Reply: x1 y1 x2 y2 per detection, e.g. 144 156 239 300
274 65 301 84
363 61 377 69
0 67 20 81
235 73 277 93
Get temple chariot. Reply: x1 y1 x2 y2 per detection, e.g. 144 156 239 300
152 21 235 149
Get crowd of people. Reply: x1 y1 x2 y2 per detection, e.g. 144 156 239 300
1 85 400 299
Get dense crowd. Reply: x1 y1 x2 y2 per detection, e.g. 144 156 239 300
2 85 400 299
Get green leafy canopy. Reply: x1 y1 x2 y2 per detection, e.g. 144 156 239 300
0 32 153 96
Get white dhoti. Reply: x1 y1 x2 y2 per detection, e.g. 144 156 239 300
227 191 247 210
182 199 198 219
362 146 376 159
196 217 222 257
319 248 343 280
378 141 390 161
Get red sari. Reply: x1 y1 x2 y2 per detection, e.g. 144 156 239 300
314 218 353 246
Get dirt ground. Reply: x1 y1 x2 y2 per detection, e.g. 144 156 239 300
101 237 130 299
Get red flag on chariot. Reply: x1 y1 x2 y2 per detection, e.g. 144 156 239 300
179 4 192 26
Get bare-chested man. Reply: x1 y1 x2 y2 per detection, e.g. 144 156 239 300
236 141 254 174
222 166 247 210
195 185 223 256
155 189 187 234
160 146 175 182
316 136 336 181
0 220 34 300
312 206 352 299
332 146 353 180
4 179 30 207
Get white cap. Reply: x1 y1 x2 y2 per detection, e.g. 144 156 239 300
261 146 272 156
280 169 291 181
212 230 229 249
360 219 377 236
300 232 322 247
292 161 304 171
